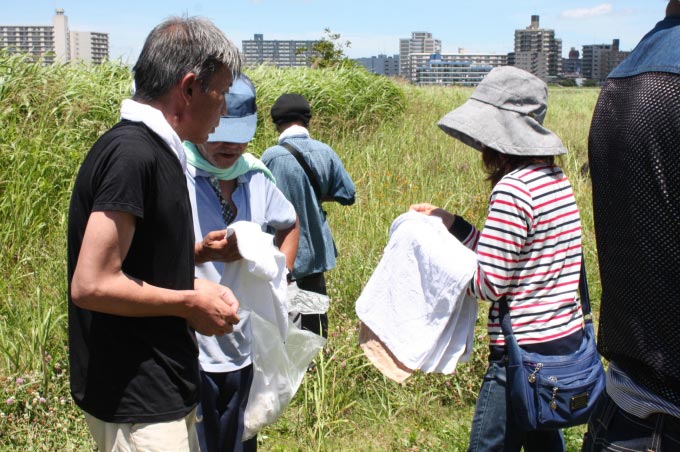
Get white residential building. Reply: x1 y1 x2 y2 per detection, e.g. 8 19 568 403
412 52 507 86
0 9 108 65
242 34 320 67
71 31 109 64
399 32 441 81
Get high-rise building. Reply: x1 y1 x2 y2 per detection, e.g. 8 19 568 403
71 31 109 64
0 9 108 65
513 15 562 81
242 34 321 67
353 54 400 76
52 8 69 63
582 39 629 83
399 32 441 81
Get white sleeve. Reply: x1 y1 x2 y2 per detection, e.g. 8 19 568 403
262 174 297 230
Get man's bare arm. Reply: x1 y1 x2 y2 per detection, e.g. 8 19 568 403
70 210 239 335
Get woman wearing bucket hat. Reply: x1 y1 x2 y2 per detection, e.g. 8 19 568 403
184 74 300 452
412 66 584 452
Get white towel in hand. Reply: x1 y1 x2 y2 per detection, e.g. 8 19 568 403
356 211 478 373
221 221 289 340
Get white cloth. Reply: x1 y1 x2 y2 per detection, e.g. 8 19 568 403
355 211 478 374
221 221 289 340
218 222 325 440
120 99 187 173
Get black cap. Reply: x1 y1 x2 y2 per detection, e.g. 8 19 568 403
270 93 312 126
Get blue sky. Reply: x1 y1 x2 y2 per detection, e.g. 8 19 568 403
5 1 663 64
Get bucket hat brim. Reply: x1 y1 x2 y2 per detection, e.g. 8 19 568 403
437 98 566 156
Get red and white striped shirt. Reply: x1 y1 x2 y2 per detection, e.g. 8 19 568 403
458 163 583 349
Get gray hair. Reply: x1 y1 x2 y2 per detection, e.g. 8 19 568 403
132 16 242 101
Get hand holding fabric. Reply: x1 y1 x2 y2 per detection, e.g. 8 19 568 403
409 203 456 230
195 229 242 264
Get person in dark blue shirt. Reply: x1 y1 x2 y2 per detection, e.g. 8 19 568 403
583 1 680 450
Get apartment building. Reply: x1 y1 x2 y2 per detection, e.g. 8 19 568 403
354 54 400 76
70 31 109 64
0 24 55 64
412 51 506 86
399 32 441 81
0 9 109 65
582 39 630 83
242 34 321 67
0 9 108 65
513 15 562 81
416 59 494 87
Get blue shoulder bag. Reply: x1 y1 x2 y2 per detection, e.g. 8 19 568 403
499 260 606 431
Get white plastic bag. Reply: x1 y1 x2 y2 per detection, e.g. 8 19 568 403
243 311 326 440
287 281 330 315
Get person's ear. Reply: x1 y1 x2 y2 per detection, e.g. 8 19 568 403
180 72 197 103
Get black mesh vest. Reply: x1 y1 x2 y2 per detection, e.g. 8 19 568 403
588 72 680 405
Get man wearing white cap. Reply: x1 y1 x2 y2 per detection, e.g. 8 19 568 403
185 74 299 452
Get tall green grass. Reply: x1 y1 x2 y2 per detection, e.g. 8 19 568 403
246 64 406 153
0 50 130 450
0 51 601 451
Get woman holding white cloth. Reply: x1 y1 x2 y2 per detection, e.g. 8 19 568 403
412 66 584 452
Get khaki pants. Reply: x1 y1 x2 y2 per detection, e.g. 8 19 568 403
83 408 199 452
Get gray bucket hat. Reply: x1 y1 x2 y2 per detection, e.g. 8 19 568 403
437 66 566 156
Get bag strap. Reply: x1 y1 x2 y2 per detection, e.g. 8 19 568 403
500 255 592 334
281 142 323 202
579 257 593 323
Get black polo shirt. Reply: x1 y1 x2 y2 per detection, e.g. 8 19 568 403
67 120 199 423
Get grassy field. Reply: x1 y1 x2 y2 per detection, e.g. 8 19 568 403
0 52 601 451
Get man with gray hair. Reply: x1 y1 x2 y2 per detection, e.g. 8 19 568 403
583 1 680 450
67 17 241 450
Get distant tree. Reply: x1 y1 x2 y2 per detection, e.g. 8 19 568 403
559 78 577 87
297 28 357 69
582 79 598 87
